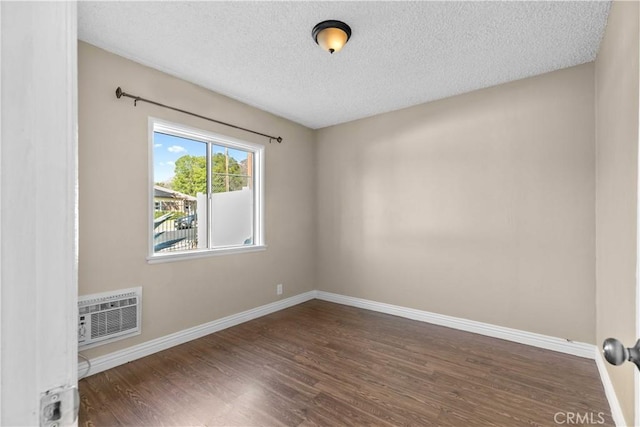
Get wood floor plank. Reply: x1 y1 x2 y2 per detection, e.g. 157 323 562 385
79 300 614 426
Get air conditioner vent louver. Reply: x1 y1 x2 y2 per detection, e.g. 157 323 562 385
79 287 142 350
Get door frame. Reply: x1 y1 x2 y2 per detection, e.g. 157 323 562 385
636 4 640 423
636 5 640 423
0 2 78 424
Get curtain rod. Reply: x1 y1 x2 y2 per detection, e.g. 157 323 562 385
115 87 282 143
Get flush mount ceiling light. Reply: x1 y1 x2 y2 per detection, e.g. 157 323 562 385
312 20 352 54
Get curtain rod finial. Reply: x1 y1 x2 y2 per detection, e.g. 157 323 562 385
115 87 123 99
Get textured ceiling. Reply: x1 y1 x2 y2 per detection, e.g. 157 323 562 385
78 1 611 129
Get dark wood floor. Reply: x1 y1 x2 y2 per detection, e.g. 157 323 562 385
79 300 613 426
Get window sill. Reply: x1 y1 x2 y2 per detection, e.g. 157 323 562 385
147 245 267 264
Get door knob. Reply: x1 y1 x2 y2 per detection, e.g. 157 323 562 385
602 338 640 371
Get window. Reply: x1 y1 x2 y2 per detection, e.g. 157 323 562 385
149 118 265 262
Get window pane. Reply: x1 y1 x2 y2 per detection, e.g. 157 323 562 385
211 144 254 246
150 121 263 259
153 132 206 254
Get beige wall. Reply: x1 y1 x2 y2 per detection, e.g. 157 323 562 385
78 42 316 358
316 64 596 343
80 10 640 419
595 1 639 425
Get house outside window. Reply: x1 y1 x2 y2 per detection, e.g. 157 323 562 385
149 118 265 262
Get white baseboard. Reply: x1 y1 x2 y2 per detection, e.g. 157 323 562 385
80 289 597 378
314 292 632 425
78 290 316 377
78 289 626 426
594 347 627 427
315 291 595 359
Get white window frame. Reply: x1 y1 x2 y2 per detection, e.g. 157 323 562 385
148 117 266 263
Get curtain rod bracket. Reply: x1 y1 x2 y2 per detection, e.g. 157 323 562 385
114 86 283 143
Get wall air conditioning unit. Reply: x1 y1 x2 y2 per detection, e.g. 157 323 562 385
78 287 142 350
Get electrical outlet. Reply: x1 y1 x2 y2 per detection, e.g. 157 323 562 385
276 284 283 295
